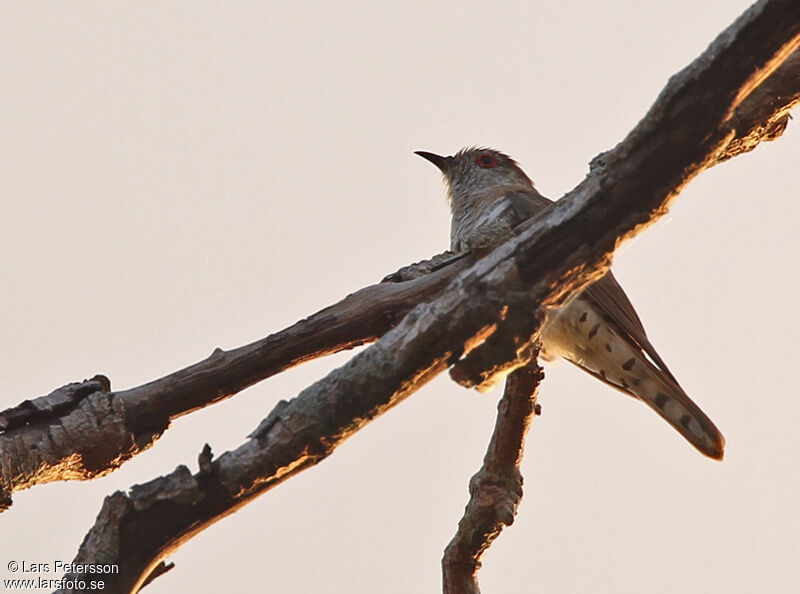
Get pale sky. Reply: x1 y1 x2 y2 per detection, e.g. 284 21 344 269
2 2 799 593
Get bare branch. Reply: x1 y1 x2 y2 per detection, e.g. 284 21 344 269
0 254 471 508
449 306 542 392
512 1 800 305
443 359 543 594
57 271 516 592
53 5 800 591
720 45 800 160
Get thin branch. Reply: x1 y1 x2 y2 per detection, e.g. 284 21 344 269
443 358 543 594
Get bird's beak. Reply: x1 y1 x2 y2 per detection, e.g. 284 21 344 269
414 150 453 173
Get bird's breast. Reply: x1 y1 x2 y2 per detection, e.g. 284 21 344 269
450 198 520 252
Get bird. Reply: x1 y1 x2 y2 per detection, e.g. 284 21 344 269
415 147 724 460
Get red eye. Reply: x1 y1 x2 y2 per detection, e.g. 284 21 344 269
476 154 498 168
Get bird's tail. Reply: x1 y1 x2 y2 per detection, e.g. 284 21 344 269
544 313 725 459
601 353 725 460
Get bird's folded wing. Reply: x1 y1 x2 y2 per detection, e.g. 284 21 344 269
583 272 678 383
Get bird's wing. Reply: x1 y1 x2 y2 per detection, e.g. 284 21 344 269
503 187 676 382
583 272 678 383
503 187 553 221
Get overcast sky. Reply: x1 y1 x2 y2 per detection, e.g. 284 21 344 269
2 2 799 593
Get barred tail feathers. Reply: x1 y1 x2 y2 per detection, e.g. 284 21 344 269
542 302 725 460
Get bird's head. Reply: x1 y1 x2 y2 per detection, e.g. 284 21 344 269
415 147 533 205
